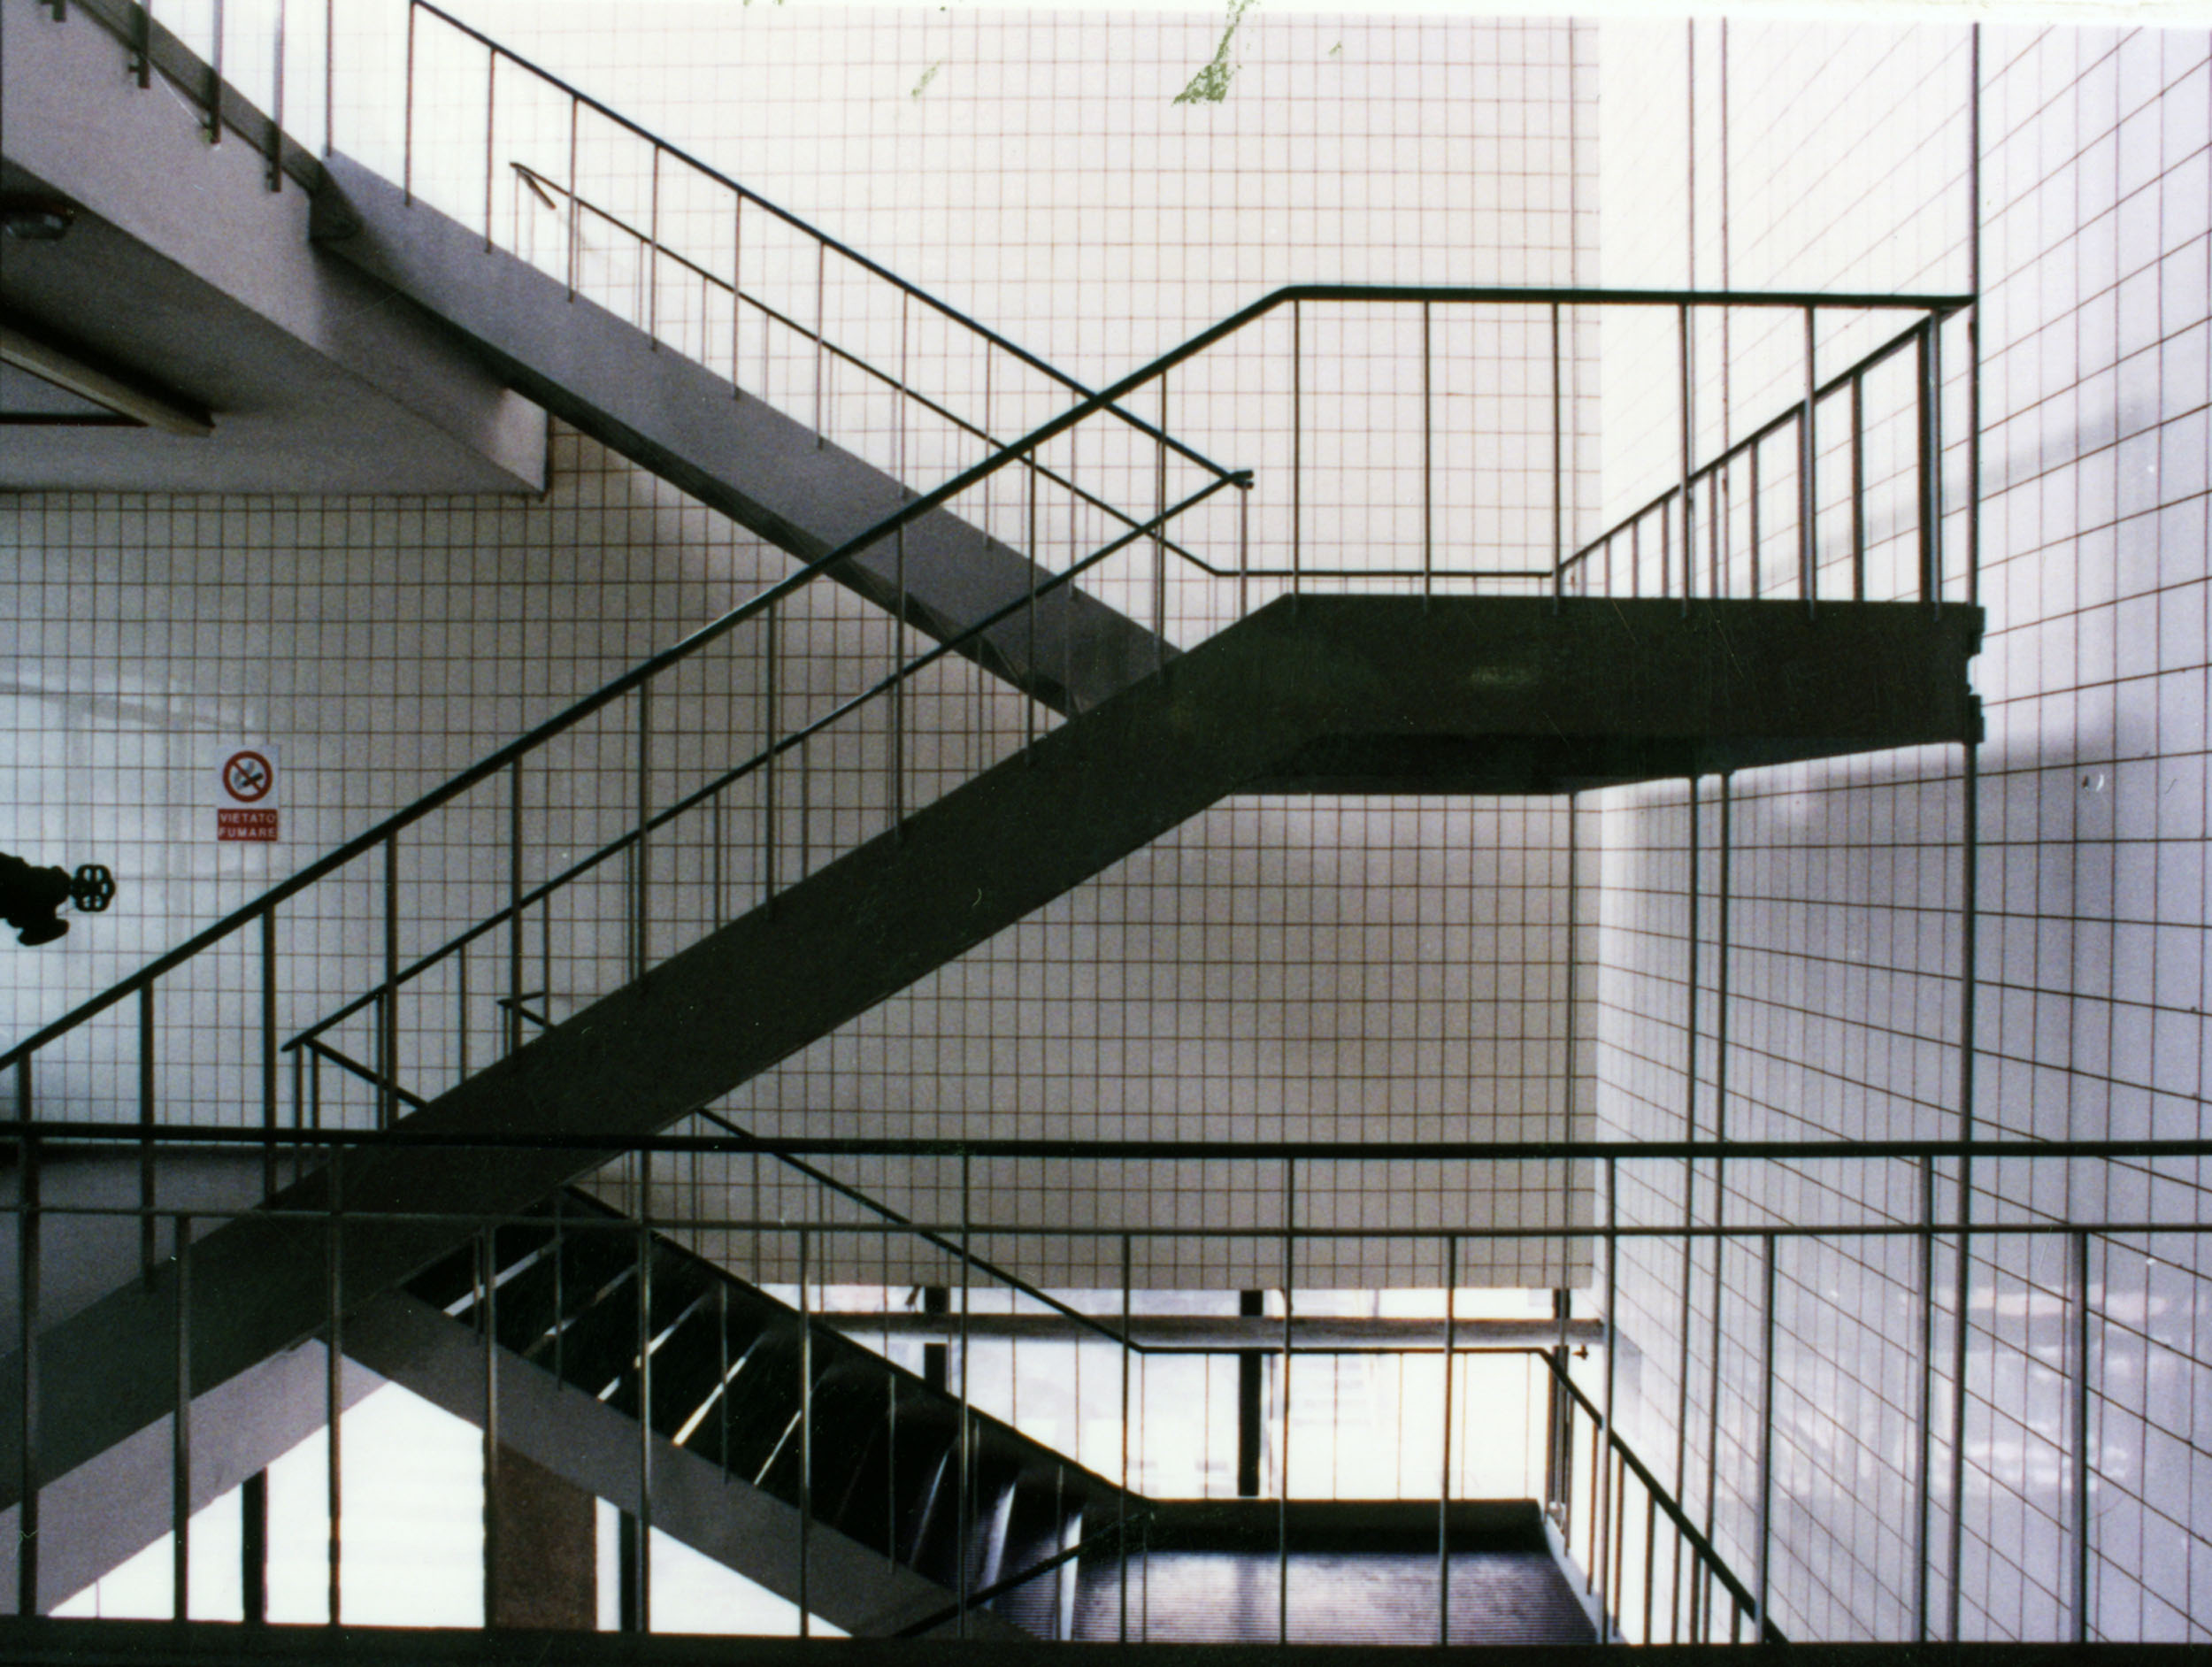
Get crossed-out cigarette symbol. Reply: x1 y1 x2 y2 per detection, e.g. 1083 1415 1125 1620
224 750 273 803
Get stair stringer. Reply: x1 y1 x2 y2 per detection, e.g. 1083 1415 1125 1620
0 595 1983 1528
311 152 1169 715
343 1291 1026 1639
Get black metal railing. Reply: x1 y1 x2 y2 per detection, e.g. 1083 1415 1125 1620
4 1123 2190 1640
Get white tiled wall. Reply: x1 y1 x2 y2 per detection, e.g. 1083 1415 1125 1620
5 5 1598 1292
1594 18 2212 1645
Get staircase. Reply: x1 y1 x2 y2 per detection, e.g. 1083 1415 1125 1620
344 1188 1132 1638
0 592 1982 1588
2 0 1987 1639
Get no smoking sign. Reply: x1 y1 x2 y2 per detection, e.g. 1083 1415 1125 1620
214 744 280 843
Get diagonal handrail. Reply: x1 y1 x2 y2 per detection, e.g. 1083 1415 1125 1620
276 469 1241 1052
513 163 1226 577
1537 1348 1787 1644
405 0 1232 487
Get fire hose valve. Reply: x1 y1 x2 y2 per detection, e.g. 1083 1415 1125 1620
0 853 118 947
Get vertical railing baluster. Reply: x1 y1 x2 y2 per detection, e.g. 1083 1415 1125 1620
1291 302 1302 603
1850 373 1867 602
262 909 279 1198
1025 449 1039 753
381 835 399 1130
646 146 661 345
1678 304 1694 612
173 1215 192 1621
764 603 779 905
798 1226 812 1638
1926 316 1946 608
1755 1230 1777 1639
731 195 744 399
1118 1233 1131 1644
17 1134 37 1621
1601 1157 1618 1634
1422 302 1434 607
2072 1227 2092 1643
893 526 907 840
635 1170 652 1636
480 1231 499 1627
402 1 415 191
326 1151 342 1626
813 242 826 448
135 0 152 88
1279 1158 1294 1646
209 0 225 143
139 986 156 1279
456 938 468 1088
634 685 650 982
1748 443 1763 599
267 0 285 191
482 48 495 249
1238 474 1250 623
506 760 523 1057
1916 321 1935 605
1154 375 1168 666
1800 306 1817 615
1551 302 1564 611
14 1132 36 1609
1438 1234 1457 1646
565 94 580 303
956 1154 972 1638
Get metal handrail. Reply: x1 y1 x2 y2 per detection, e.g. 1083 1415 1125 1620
891 1509 1156 1639
277 469 1241 1052
511 162 1224 579
56 0 323 191
688 1109 1141 1356
1537 1349 1786 1645
4 283 1965 1076
1555 308 1942 583
405 0 1230 487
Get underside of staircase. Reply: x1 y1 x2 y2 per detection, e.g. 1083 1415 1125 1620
348 1188 1130 1639
310 152 1170 718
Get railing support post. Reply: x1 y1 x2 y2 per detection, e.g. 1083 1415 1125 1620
208 0 225 144
1438 1233 1456 1646
173 1213 192 1622
1118 1233 1132 1644
1800 305 1817 615
267 0 286 191
798 1226 811 1638
1551 302 1564 611
1279 1158 1294 1646
634 685 651 982
506 760 523 1057
381 834 398 1131
325 1151 342 1626
401 0 414 193
139 986 157 1279
634 1187 652 1635
17 1134 38 1620
1422 301 1434 607
262 910 280 1198
1755 1229 1777 1638
2072 1227 2092 1643
482 46 496 248
1678 304 1695 612
565 93 580 303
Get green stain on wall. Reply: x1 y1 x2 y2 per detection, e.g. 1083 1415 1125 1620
1172 0 1256 105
